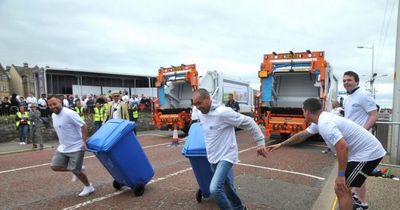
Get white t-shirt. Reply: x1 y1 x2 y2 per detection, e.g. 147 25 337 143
26 96 37 104
38 98 47 107
111 102 122 119
52 108 85 153
122 95 130 103
344 88 376 126
198 101 265 164
63 99 69 107
307 112 386 162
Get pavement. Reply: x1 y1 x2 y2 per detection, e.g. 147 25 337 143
311 155 400 210
1 134 399 210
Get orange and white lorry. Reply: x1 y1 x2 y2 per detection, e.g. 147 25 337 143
152 64 198 134
253 51 338 139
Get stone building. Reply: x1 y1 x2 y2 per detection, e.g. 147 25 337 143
0 64 10 97
7 63 43 97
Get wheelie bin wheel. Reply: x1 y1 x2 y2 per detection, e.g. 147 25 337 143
113 180 122 190
196 189 202 202
133 183 145 196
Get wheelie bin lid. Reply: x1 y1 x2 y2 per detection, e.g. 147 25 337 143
87 119 136 152
182 122 207 157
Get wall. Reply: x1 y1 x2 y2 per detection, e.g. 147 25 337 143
8 66 23 96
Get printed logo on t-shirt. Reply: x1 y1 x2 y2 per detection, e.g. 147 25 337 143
327 133 341 142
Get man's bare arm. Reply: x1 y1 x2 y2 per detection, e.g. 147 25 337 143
280 130 314 146
364 110 378 130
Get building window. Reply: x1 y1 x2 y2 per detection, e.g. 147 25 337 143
1 75 7 81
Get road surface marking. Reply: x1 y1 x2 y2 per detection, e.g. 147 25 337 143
62 167 193 210
0 141 178 175
62 145 258 209
301 143 327 148
237 162 325 180
331 196 338 210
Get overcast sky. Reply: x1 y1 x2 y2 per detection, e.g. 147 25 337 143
0 0 398 108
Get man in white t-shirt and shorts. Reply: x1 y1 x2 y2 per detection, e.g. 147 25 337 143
48 96 95 197
266 98 385 210
343 71 378 209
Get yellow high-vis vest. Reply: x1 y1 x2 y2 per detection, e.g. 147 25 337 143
16 112 30 126
75 107 85 120
94 107 104 122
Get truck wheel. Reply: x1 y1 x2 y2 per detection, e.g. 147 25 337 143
113 180 122 190
181 126 189 136
196 189 202 202
133 183 145 196
280 133 290 140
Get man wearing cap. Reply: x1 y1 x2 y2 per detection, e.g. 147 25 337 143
29 103 44 149
104 91 129 122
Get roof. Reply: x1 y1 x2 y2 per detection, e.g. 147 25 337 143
0 64 7 76
11 64 40 77
46 67 156 78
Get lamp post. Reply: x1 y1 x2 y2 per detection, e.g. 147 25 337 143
357 44 375 98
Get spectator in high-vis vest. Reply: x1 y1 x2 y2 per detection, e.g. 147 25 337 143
130 104 139 135
16 105 30 145
29 103 44 149
74 100 85 121
93 102 104 132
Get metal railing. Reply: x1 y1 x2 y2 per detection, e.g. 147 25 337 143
374 121 400 165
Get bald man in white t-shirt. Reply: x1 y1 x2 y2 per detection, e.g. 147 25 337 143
48 96 95 197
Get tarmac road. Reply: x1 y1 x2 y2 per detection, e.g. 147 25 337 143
0 130 336 210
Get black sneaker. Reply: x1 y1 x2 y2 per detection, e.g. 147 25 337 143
243 206 248 210
321 148 331 154
352 192 361 204
353 203 368 210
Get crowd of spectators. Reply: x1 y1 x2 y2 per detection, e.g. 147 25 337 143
0 91 154 117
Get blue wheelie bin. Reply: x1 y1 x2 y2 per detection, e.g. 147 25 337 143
87 119 154 196
182 122 213 202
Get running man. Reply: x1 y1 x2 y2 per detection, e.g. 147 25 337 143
266 98 385 210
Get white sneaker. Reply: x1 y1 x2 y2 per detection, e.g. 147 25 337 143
78 183 95 196
72 165 85 182
21 142 26 145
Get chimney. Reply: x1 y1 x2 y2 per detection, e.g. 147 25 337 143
23 62 28 68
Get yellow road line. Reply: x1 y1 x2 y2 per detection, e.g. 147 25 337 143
331 196 337 210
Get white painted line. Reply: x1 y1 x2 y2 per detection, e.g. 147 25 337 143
238 145 257 154
62 167 193 210
137 133 186 142
137 133 168 137
61 145 259 209
142 142 171 149
237 162 325 180
0 163 50 174
301 143 327 148
0 141 180 175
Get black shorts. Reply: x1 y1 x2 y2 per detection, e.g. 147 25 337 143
345 157 382 187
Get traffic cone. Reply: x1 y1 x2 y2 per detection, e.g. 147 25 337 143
171 125 179 146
